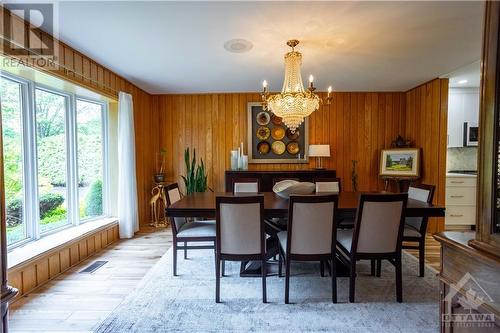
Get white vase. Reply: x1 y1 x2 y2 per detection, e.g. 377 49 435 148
242 155 248 171
230 150 238 170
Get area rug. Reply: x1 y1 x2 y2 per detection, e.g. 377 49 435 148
96 248 439 333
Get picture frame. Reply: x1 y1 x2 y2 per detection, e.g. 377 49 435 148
379 148 420 177
247 102 309 164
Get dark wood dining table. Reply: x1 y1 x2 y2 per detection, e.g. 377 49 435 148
166 191 445 277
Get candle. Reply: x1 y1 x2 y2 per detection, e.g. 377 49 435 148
309 75 314 89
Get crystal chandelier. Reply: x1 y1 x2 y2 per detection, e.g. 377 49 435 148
261 40 333 133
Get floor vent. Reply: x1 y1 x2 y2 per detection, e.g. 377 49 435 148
80 261 108 273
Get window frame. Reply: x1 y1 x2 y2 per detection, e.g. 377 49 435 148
2 72 110 250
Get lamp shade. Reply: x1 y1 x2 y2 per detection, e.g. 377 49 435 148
308 144 330 157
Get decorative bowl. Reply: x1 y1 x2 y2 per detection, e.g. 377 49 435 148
273 180 316 199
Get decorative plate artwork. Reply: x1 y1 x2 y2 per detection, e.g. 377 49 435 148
271 114 283 125
271 127 285 140
286 141 300 155
257 141 271 155
256 112 271 125
286 128 300 140
256 126 270 140
271 141 286 155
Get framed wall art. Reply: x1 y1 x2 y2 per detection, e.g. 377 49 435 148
247 102 309 164
379 148 420 177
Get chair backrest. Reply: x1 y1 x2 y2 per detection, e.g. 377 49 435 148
287 194 338 255
352 193 408 254
314 177 341 193
165 183 187 234
232 178 260 193
216 196 265 255
406 184 435 233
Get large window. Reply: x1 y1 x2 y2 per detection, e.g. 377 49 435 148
1 77 26 245
1 73 109 248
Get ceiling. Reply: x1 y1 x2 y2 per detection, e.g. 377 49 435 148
445 61 481 88
27 1 486 93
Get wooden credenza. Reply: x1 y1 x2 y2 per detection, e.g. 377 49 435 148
434 232 500 332
224 169 337 192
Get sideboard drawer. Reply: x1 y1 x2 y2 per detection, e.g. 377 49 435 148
446 187 476 205
446 177 477 187
445 205 476 225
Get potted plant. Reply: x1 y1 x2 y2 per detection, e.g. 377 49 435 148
154 148 167 183
182 148 208 194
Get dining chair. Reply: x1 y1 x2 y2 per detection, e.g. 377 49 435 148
215 195 267 303
314 177 342 193
401 183 435 277
232 178 260 193
277 194 338 304
165 183 216 276
337 193 408 303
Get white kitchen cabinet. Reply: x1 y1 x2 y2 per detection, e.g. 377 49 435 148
447 88 479 147
445 174 477 227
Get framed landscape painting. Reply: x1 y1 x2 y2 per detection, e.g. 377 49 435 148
379 148 420 177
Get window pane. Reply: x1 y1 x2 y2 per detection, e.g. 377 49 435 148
77 100 103 220
1 78 26 245
35 89 69 233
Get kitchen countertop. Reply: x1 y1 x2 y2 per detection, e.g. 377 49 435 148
446 172 477 177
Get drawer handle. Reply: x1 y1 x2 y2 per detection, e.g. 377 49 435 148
450 214 464 217
450 181 465 184
450 195 464 198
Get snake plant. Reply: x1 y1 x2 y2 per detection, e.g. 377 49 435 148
182 148 208 194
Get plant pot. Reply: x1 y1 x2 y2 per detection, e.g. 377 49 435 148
153 173 166 183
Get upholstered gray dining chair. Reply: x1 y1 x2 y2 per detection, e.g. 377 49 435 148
215 195 267 303
401 183 435 277
337 193 408 303
165 183 216 276
314 177 342 193
232 178 260 193
277 194 338 304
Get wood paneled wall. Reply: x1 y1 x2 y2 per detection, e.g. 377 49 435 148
1 6 157 224
156 92 406 192
405 78 449 233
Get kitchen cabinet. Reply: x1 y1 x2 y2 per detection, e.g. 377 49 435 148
447 88 479 147
445 173 477 227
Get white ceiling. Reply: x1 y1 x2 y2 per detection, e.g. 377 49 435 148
445 61 481 88
31 1 487 93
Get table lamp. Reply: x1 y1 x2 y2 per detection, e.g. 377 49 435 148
308 144 330 170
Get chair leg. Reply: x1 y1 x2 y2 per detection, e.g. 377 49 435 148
376 259 382 277
349 259 356 303
262 258 267 303
370 259 375 276
331 255 337 303
419 239 425 277
215 256 221 303
173 242 178 276
285 257 291 304
320 261 325 277
279 251 283 277
184 241 187 259
396 255 403 303
222 260 225 277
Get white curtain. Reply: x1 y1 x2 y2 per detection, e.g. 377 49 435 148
117 92 139 238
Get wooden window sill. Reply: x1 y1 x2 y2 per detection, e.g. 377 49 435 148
7 218 118 271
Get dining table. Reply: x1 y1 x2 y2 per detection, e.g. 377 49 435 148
166 191 445 277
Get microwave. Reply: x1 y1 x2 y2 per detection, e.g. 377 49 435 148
463 122 478 146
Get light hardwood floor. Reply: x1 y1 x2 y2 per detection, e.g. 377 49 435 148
7 228 441 332
8 227 172 333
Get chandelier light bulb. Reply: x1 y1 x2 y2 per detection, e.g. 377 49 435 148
263 80 268 88
309 75 314 83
